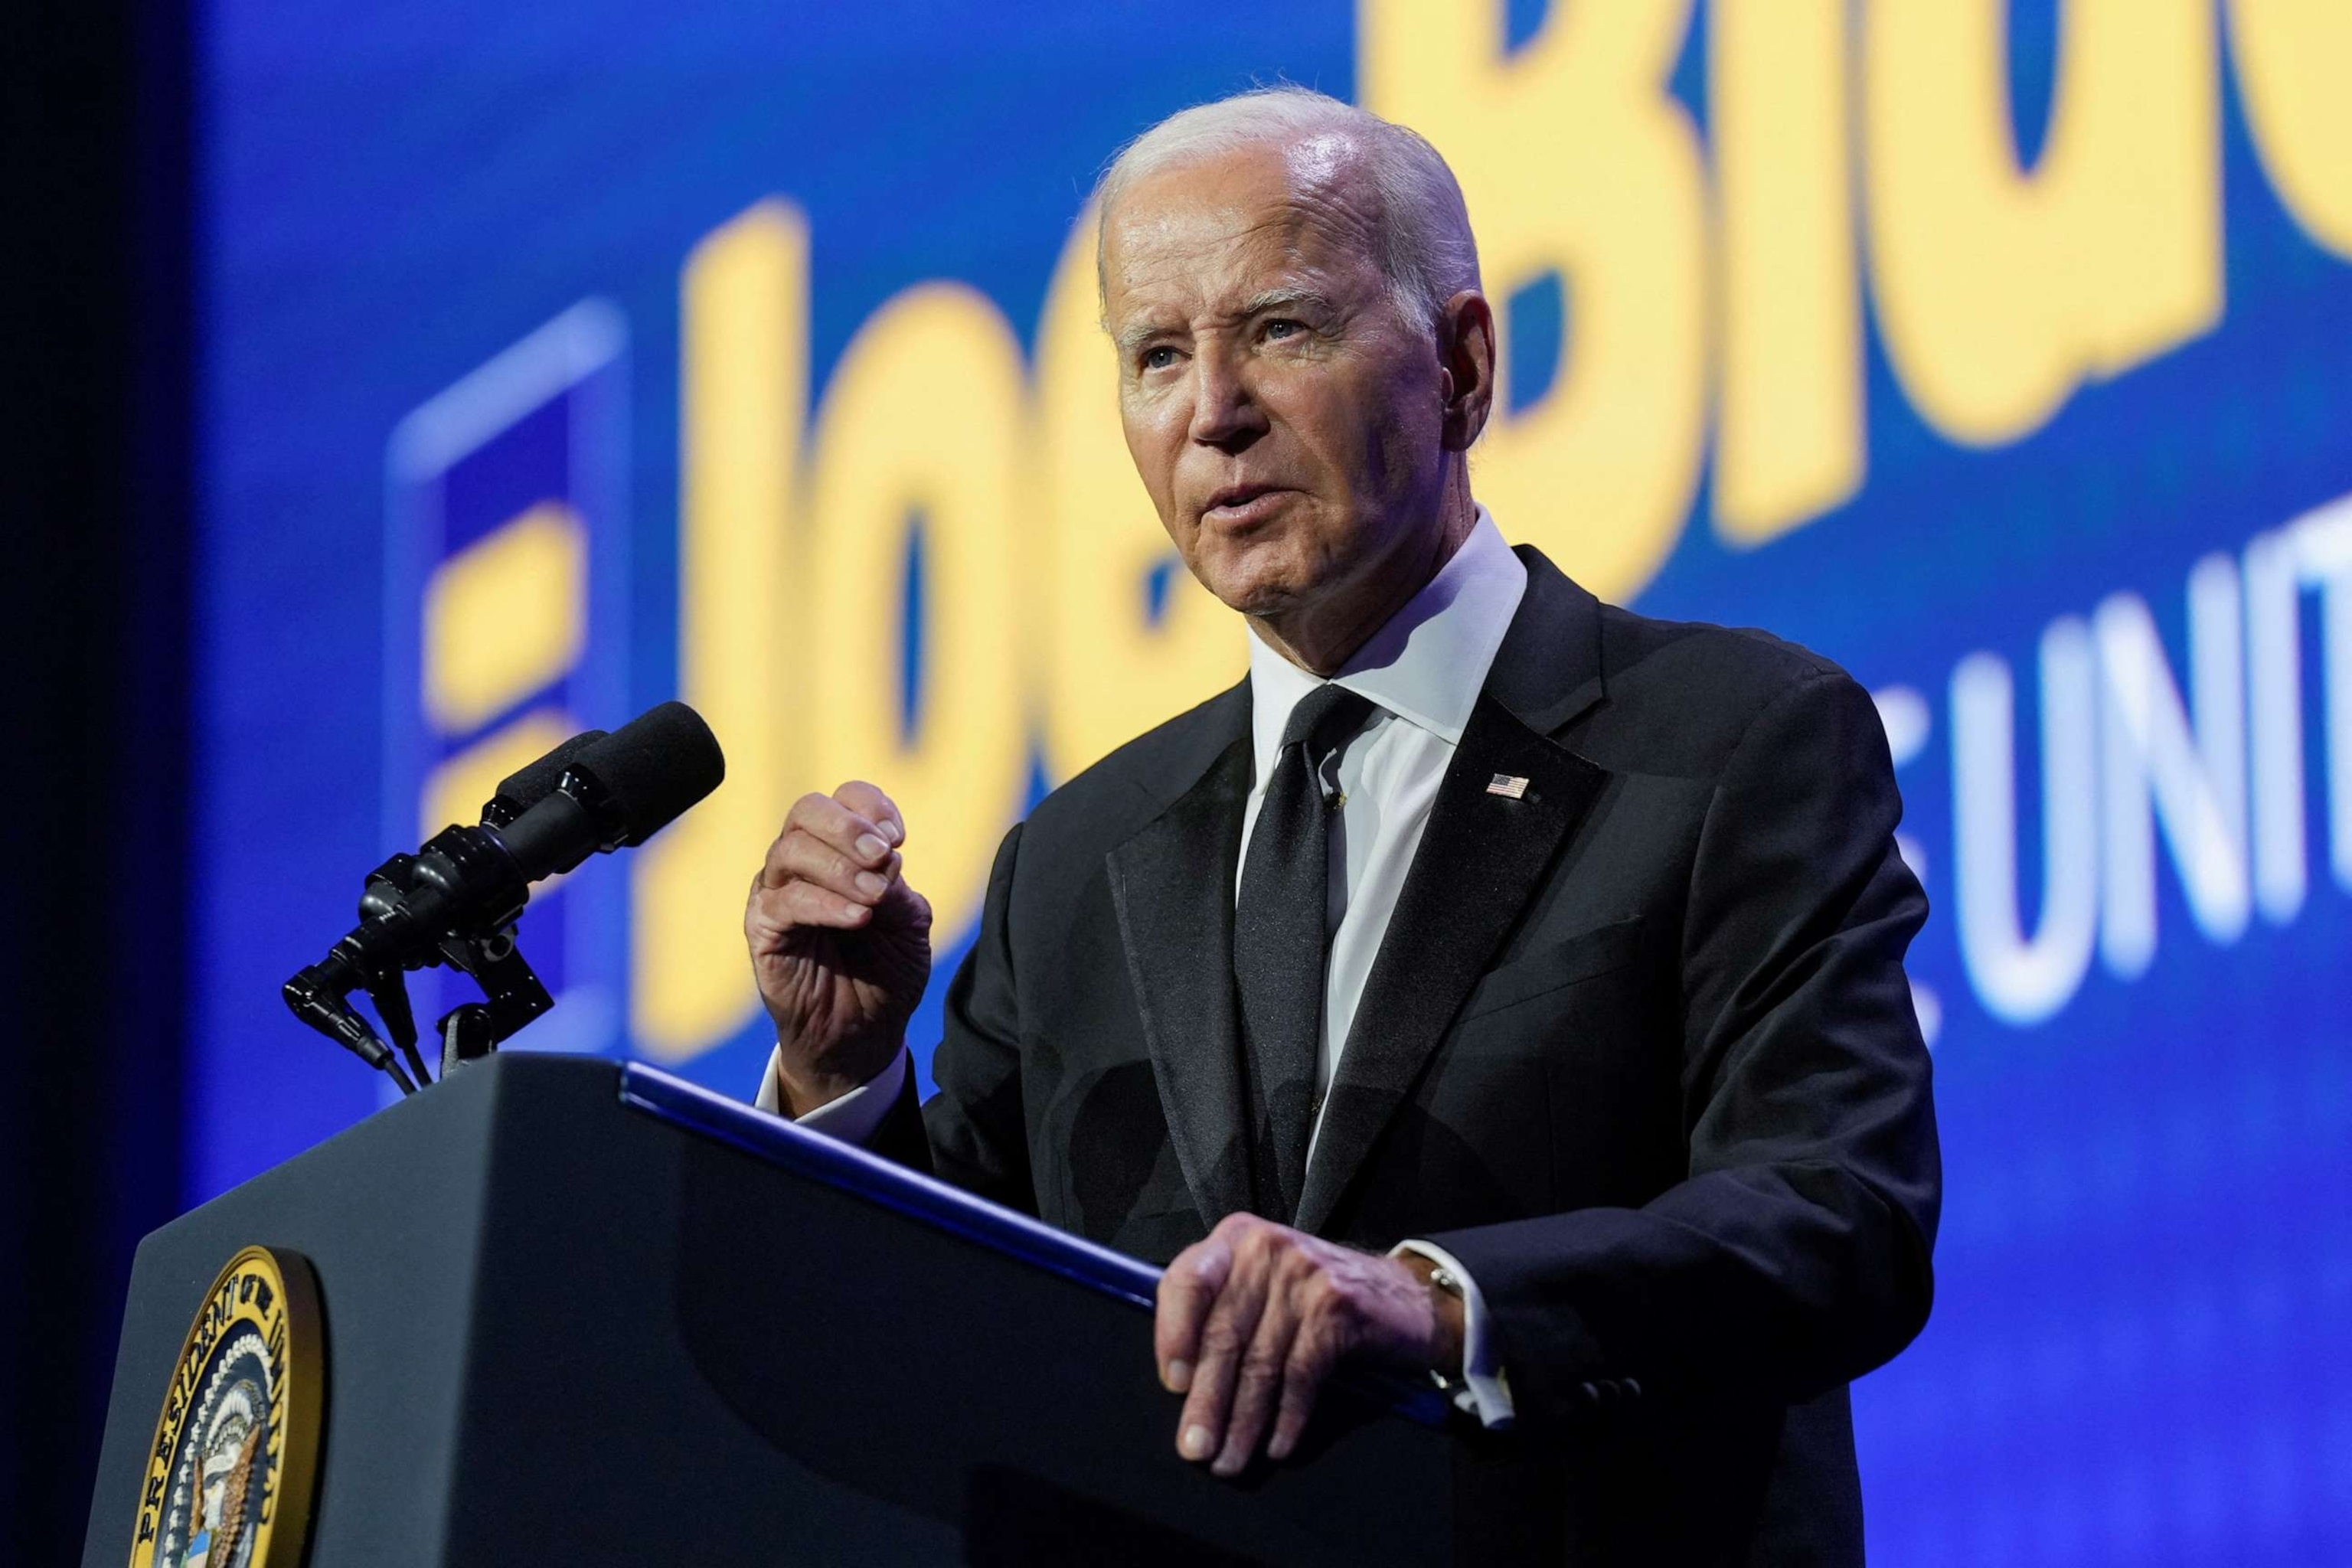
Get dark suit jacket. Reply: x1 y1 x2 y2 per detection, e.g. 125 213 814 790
871 546 1940 1563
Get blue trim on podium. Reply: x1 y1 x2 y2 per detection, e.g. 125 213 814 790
616 1060 1449 1427
619 1060 1161 1307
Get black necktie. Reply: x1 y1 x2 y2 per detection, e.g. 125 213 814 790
1234 683 1375 1223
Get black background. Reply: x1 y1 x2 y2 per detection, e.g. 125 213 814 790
2 0 192 1555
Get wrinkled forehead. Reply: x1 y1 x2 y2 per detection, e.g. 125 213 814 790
1102 136 1383 317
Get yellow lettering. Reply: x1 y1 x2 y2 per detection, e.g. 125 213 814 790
803 283 1031 943
1360 0 1707 602
1864 0 2222 445
1710 0 1864 544
632 202 805 1059
2226 0 2352 258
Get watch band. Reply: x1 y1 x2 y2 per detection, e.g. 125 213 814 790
1423 1261 1468 1393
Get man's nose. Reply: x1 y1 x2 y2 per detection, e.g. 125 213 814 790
1186 347 1268 451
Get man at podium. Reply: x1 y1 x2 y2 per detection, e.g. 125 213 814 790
746 87 1938 1563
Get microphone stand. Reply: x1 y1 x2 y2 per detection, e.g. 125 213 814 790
284 846 554 1096
281 701 726 1095
433 924 554 1076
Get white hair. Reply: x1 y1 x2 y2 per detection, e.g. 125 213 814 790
1095 86 1482 335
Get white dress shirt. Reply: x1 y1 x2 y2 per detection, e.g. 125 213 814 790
759 509 1527 1425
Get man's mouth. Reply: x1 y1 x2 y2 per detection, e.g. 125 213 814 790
1202 484 1290 524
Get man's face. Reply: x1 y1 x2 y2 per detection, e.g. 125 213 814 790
1101 138 1451 629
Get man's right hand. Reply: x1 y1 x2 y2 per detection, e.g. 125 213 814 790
745 781 933 1117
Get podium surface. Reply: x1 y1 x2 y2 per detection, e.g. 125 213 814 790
83 1054 1467 1565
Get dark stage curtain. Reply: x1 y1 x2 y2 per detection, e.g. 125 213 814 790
1 0 193 1556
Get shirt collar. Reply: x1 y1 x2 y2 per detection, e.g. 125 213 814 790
1246 506 1529 786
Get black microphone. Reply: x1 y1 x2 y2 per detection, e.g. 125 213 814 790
482 726 607 827
283 703 724 1076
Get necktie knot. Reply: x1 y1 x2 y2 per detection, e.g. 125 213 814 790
1280 683 1374 763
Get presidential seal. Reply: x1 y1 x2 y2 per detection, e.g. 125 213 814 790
129 1246 323 1568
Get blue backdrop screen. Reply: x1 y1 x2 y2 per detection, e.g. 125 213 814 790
192 4 2352 1561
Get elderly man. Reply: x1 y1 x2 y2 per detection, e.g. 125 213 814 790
748 87 1937 1562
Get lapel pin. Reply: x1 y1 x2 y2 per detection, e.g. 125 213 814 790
1486 774 1530 799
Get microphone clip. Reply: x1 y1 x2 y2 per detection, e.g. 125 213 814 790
433 922 554 1072
283 858 554 1096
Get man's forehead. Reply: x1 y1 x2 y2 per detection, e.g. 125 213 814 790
1111 146 1300 248
1103 139 1377 316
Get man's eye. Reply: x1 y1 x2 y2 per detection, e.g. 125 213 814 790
1142 346 1178 371
1265 319 1300 341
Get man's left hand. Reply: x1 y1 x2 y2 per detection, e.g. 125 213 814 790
1155 1213 1464 1476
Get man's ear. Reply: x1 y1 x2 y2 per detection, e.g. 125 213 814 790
1437 290 1496 452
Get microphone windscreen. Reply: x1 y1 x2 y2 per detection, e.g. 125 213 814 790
483 728 608 825
572 702 726 845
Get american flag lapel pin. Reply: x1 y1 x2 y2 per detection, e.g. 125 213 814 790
1486 773 1530 799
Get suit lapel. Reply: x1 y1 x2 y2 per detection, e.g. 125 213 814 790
1292 548 1612 1236
1097 547 1609 1236
1105 715 1256 1232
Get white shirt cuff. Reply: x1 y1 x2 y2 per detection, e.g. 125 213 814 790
754 1042 910 1145
1391 1239 1514 1428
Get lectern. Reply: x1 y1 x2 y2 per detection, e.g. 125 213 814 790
80 1053 1511 1565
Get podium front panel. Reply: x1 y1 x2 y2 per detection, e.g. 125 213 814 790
84 1054 1470 1565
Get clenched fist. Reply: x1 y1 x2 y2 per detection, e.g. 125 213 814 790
745 781 933 1116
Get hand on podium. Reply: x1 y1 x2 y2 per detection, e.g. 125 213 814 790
1156 1214 1467 1478
746 781 932 1118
